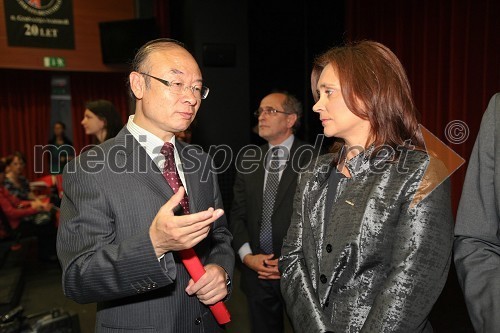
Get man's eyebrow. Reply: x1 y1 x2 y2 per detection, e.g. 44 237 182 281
169 68 203 84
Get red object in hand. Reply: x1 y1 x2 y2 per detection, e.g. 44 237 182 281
160 144 230 324
179 248 231 325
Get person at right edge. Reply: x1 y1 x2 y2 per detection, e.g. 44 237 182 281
454 92 500 333
279 40 454 333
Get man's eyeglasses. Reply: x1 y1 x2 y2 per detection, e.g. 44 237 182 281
139 72 210 100
254 107 293 117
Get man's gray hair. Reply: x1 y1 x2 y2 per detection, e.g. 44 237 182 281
272 90 303 132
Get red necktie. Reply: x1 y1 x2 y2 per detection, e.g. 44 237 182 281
160 142 190 214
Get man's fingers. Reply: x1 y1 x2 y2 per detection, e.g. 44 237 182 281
185 226 211 247
177 208 224 227
257 265 277 274
161 187 186 214
190 208 224 223
258 273 281 280
264 258 279 266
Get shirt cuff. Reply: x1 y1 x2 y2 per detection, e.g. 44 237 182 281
238 243 253 262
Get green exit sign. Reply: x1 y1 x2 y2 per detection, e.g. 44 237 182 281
43 56 66 68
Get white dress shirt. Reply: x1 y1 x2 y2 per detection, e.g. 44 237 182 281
126 115 188 193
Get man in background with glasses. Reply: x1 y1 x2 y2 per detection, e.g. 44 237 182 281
230 91 317 333
57 39 234 333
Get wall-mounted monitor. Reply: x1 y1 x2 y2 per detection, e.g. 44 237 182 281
99 18 159 65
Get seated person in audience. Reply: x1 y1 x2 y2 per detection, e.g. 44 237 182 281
3 151 51 216
3 151 34 200
0 160 51 230
1 156 57 260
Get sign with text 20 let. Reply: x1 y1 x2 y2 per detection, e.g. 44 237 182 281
4 0 74 49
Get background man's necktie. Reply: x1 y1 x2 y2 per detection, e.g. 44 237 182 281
259 147 281 254
160 142 190 214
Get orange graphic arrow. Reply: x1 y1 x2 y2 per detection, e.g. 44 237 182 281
410 124 465 208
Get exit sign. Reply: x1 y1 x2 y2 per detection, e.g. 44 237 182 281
43 57 66 68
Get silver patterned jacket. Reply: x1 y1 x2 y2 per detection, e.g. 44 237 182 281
279 148 454 333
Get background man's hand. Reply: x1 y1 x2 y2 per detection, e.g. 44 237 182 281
243 254 281 279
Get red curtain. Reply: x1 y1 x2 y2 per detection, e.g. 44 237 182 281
0 69 51 181
345 0 500 213
153 0 170 37
0 69 130 181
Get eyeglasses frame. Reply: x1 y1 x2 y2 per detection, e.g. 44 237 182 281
138 72 209 100
254 107 294 117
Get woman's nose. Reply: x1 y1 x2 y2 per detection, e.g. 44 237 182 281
312 100 322 113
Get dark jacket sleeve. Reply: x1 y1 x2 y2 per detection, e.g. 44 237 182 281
57 159 176 304
454 93 500 333
229 153 252 256
279 171 334 333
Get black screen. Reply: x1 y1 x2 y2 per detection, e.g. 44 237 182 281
99 18 159 65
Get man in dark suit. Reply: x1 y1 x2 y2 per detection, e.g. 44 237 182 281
454 92 500 333
57 39 234 333
230 91 317 333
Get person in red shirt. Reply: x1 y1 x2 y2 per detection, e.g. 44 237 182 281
0 160 51 233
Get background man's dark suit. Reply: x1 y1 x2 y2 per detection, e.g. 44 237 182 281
231 139 314 263
230 138 316 330
230 90 314 332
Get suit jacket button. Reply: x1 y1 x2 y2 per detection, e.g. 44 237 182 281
326 244 332 253
320 274 327 283
194 317 201 325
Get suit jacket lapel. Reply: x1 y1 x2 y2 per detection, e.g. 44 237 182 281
254 145 266 220
177 140 201 213
274 139 302 211
114 128 174 200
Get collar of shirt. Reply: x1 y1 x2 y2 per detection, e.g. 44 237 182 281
263 134 294 185
267 134 294 165
126 115 188 193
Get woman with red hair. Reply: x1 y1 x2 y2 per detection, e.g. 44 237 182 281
279 41 453 333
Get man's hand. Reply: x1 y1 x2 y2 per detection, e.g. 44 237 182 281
149 187 224 257
30 198 52 212
243 254 281 280
185 264 228 305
